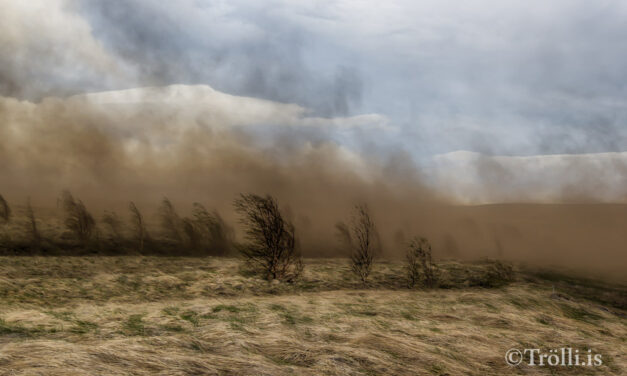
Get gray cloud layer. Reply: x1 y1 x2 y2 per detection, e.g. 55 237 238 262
3 1 627 156
2 0 627 205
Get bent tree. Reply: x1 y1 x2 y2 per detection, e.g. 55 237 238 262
234 193 302 281
337 204 379 284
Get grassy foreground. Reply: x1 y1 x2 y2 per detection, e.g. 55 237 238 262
0 257 624 375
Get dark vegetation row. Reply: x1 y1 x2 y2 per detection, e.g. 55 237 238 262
0 192 514 288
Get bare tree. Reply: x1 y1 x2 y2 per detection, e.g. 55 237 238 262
0 194 10 223
129 202 147 253
405 237 438 288
234 193 302 281
337 204 379 284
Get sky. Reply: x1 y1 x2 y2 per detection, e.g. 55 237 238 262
2 0 627 203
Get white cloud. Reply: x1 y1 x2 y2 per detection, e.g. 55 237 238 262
74 84 389 130
0 0 132 98
429 151 627 203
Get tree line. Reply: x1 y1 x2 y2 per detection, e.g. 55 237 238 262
0 192 513 287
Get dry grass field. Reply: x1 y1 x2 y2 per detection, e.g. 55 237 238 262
0 257 624 375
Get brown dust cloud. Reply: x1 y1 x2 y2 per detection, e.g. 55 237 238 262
0 85 626 278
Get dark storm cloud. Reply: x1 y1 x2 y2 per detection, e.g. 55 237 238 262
4 1 627 154
76 0 363 116
348 1 627 156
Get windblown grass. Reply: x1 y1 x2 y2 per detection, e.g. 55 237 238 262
0 257 624 375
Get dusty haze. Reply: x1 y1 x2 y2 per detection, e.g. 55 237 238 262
1 85 626 278
2 1 627 277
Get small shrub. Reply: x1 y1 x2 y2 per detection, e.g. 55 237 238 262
234 193 303 281
475 260 514 288
405 237 438 288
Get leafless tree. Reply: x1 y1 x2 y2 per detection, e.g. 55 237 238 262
234 193 302 281
405 236 438 288
129 202 147 253
337 204 379 284
60 191 95 245
0 194 10 223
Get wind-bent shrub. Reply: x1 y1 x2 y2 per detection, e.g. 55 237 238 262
182 217 200 251
0 194 11 223
159 197 183 245
25 198 40 246
60 191 95 245
129 202 147 253
102 211 124 245
405 237 438 288
190 203 233 255
234 193 302 281
406 240 422 288
476 260 514 288
337 204 379 284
